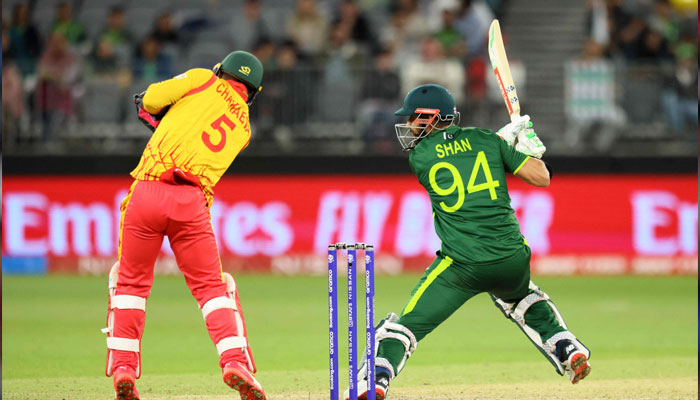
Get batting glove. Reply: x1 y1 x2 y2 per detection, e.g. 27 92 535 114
515 128 546 159
496 114 530 146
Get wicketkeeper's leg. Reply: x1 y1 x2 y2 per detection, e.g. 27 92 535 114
104 181 165 378
166 211 256 372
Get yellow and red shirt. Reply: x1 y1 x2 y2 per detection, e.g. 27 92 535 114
131 68 251 205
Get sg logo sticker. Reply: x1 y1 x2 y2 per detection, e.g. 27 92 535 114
238 66 251 76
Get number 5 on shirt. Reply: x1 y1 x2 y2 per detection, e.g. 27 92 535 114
202 114 237 152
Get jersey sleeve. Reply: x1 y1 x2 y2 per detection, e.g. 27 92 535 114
497 133 530 174
408 149 427 185
142 68 215 114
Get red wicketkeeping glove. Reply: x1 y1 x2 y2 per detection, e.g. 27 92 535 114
133 91 170 132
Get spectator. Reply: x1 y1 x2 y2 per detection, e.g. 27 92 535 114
319 21 366 73
434 3 467 59
565 38 625 152
647 0 680 44
252 40 313 149
230 0 270 51
36 32 81 140
454 0 494 58
132 36 174 83
392 0 430 43
251 38 277 71
585 0 611 51
3 24 26 143
266 41 313 127
286 0 329 57
399 36 465 106
86 38 120 77
51 2 88 48
315 21 365 121
358 47 402 152
99 7 133 47
661 37 698 135
151 13 180 46
380 0 429 65
611 8 647 59
637 25 673 61
334 0 377 52
86 37 132 87
6 3 42 76
361 48 401 103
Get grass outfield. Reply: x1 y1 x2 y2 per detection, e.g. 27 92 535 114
2 274 697 399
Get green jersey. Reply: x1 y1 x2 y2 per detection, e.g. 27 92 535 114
408 125 531 264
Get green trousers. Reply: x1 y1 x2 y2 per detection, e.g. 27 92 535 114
377 246 565 375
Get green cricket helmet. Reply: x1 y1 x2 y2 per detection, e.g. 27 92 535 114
395 84 460 151
214 50 263 106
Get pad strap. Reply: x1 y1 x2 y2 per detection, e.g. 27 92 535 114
377 331 411 353
111 295 146 311
107 337 140 352
382 322 418 351
201 296 237 320
510 292 548 326
215 336 248 355
375 357 395 380
543 331 578 354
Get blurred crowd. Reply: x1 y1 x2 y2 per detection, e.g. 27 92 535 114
1 0 696 155
581 0 698 137
1 0 509 152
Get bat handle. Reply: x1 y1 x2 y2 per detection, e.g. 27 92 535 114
510 112 521 123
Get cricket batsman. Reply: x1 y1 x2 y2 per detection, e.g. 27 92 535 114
348 84 591 399
102 51 266 400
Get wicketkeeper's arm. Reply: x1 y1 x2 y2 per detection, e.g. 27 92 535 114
142 68 213 114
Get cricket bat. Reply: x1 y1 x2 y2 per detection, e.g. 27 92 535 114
488 19 521 122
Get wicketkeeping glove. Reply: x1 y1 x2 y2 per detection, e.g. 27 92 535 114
133 91 169 132
515 128 546 159
496 114 531 146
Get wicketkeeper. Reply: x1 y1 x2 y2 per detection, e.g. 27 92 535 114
347 84 591 399
102 51 266 400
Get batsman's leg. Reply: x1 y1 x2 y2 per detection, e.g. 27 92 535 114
491 281 592 383
168 206 265 400
367 255 477 398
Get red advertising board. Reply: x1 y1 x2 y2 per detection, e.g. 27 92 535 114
2 174 697 275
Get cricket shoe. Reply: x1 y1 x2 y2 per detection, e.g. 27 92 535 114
223 361 266 400
556 339 591 384
113 366 140 400
343 368 390 400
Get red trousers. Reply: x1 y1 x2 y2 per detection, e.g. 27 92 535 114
112 180 245 371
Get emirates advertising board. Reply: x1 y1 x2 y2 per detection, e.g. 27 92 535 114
2 175 697 275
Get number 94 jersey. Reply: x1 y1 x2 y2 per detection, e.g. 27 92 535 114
131 68 251 205
409 125 531 264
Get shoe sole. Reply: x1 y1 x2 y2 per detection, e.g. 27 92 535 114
224 370 266 400
114 375 139 400
569 353 591 384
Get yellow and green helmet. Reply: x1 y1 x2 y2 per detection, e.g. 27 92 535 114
216 50 263 106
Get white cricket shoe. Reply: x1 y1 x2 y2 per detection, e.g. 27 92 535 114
556 340 591 384
343 371 390 400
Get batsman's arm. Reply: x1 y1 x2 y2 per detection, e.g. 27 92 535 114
514 158 550 187
142 68 214 114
